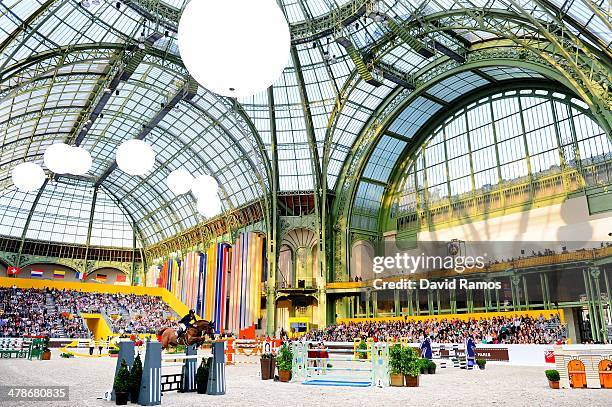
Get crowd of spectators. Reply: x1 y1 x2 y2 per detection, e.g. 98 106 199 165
0 287 177 338
50 289 119 314
303 314 566 345
110 293 176 334
0 288 58 337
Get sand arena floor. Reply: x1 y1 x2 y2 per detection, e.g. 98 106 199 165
0 350 610 407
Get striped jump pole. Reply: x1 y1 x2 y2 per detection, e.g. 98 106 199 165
139 341 226 405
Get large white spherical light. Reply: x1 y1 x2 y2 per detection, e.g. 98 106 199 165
197 196 222 218
191 174 219 199
178 0 290 97
167 169 194 195
70 146 92 175
11 162 46 192
44 143 73 174
116 139 155 176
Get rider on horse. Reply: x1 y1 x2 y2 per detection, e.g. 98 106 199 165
177 309 197 339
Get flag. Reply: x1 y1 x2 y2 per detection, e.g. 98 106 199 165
53 270 65 279
116 274 127 283
31 270 43 278
7 266 20 276
75 271 86 280
95 274 107 282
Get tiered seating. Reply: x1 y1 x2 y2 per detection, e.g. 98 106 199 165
304 314 566 344
0 287 178 338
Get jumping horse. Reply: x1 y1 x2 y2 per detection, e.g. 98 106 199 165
157 320 215 350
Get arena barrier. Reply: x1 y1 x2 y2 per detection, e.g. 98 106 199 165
0 337 45 360
291 341 389 387
137 341 226 406
60 339 117 358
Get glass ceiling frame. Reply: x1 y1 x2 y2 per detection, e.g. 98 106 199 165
0 0 271 247
1 0 610 250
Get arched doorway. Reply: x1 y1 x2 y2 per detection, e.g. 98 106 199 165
351 240 375 281
599 359 612 389
568 359 587 388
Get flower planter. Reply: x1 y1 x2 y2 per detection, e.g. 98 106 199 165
478 365 485 370
405 375 419 387
115 392 129 405
41 350 51 360
427 367 436 375
548 380 560 389
278 369 291 382
390 373 405 387
261 357 276 380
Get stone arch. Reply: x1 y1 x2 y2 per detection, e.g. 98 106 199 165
278 244 293 289
18 262 78 280
351 240 375 282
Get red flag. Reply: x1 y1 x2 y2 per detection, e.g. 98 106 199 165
116 274 127 283
7 266 20 276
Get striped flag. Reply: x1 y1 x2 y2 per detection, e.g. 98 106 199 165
95 274 107 283
31 270 43 278
53 270 65 279
75 271 86 280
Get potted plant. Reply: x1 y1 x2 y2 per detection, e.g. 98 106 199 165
260 352 276 380
419 358 429 374
109 348 120 357
276 344 292 382
196 358 210 394
427 360 436 375
357 340 368 360
60 352 74 358
545 369 560 389
129 354 143 403
401 347 421 387
389 344 404 387
476 359 486 370
114 359 130 405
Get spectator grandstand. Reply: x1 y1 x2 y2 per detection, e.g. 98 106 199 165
303 314 566 345
0 287 178 338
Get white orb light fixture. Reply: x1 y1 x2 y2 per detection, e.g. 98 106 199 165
70 146 92 175
197 196 222 218
191 174 219 199
167 168 194 195
44 143 73 174
178 0 290 98
12 162 46 192
116 139 155 176
44 143 92 175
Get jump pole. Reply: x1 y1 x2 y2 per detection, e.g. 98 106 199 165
138 341 226 405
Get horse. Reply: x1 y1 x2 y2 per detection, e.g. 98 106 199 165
157 320 215 350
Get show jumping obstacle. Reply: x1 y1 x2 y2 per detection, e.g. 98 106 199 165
291 341 389 387
553 345 612 389
0 337 44 360
224 337 282 365
110 340 226 406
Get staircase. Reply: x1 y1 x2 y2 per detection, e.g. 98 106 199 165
45 293 66 338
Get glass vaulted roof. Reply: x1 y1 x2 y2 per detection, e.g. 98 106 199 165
0 0 609 248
